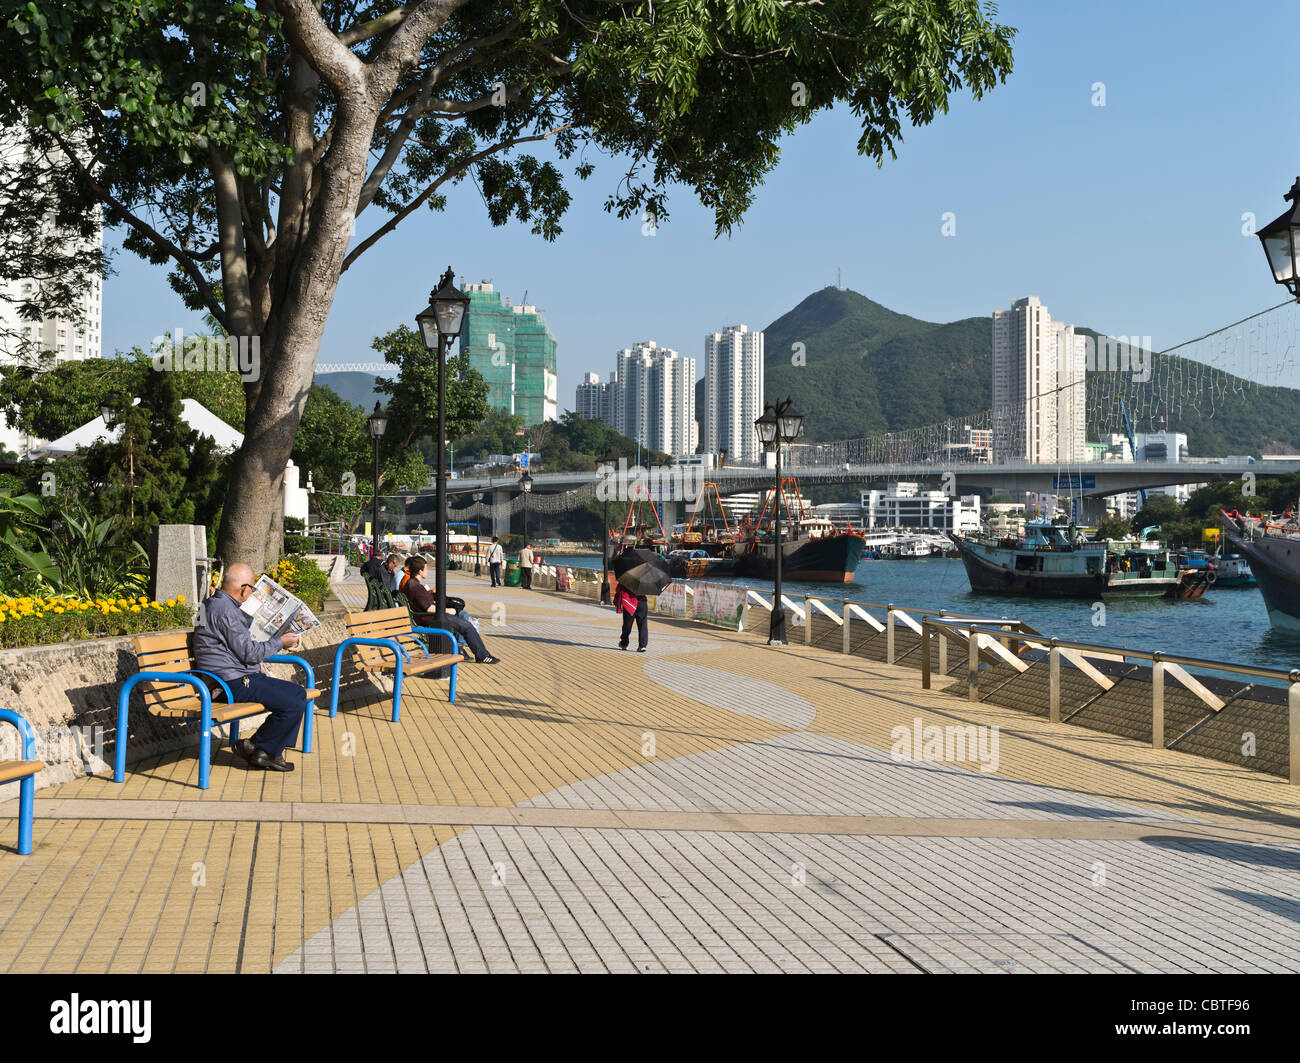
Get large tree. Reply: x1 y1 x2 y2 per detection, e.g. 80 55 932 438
0 0 1015 570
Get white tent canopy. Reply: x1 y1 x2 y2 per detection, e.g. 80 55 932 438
29 398 244 458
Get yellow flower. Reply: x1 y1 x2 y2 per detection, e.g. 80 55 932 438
130 605 140 613
177 594 186 603
166 598 176 607
53 607 64 614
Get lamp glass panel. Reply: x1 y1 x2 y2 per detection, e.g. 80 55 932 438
416 312 440 349
1262 232 1297 283
435 301 466 336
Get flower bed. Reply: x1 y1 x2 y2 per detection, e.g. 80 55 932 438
0 594 193 650
270 555 329 612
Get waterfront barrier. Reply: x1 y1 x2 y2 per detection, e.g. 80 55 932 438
514 566 1299 784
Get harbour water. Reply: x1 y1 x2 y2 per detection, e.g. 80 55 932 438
546 553 1300 683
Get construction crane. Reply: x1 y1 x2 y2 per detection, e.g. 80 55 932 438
1119 396 1147 510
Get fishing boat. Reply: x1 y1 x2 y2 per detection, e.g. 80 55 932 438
951 519 1211 599
615 477 865 583
1221 508 1300 630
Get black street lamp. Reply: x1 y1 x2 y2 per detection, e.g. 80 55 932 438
755 397 804 645
416 266 470 632
472 491 484 575
597 448 618 604
1258 177 1300 300
519 469 533 541
367 401 388 561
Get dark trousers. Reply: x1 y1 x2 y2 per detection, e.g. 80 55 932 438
237 673 306 757
414 611 490 661
619 598 649 650
521 567 532 589
489 562 502 586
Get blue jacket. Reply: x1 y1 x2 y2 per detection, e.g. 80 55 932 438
193 589 284 681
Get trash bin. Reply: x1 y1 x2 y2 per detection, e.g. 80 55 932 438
505 561 521 587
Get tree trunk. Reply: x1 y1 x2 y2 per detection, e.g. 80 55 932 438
216 109 373 572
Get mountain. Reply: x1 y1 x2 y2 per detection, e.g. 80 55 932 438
695 286 1300 457
313 371 390 411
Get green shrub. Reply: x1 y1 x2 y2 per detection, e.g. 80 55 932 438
269 555 330 612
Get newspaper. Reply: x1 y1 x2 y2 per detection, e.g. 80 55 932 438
241 574 321 643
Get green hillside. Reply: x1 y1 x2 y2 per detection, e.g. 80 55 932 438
735 286 1300 456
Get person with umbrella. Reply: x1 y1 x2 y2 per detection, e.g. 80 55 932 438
612 546 671 652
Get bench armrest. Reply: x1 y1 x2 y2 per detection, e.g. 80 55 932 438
267 654 317 690
410 626 457 647
0 707 37 760
188 669 234 705
116 672 212 784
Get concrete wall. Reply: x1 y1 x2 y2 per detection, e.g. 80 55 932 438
0 616 393 790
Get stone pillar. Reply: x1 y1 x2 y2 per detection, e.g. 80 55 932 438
492 488 511 538
148 524 208 604
660 500 680 532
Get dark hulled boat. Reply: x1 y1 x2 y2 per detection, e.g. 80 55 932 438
1221 510 1300 632
732 518 867 583
952 519 1210 599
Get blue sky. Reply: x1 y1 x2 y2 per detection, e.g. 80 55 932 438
103 0 1300 415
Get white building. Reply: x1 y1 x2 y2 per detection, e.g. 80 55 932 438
861 482 981 532
992 297 1086 464
612 340 696 457
704 324 763 465
1135 431 1202 504
0 132 103 458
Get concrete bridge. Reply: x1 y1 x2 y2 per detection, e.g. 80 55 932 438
437 459 1300 536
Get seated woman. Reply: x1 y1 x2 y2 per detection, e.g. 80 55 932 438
399 556 500 664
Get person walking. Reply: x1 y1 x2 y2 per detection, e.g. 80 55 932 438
614 582 649 652
519 542 534 590
487 536 505 586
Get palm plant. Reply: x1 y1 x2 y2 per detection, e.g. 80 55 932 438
40 500 148 598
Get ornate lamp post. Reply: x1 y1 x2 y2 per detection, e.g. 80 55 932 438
597 448 618 604
1258 177 1300 300
754 397 804 645
472 491 484 575
519 469 533 541
416 267 470 630
366 402 388 561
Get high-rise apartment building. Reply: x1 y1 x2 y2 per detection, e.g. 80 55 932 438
610 340 696 457
0 131 103 457
991 297 1085 464
704 324 763 465
575 371 613 424
460 281 558 425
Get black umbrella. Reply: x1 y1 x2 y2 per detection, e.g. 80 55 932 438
612 548 672 597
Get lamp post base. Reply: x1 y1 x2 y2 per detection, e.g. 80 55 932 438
768 609 787 646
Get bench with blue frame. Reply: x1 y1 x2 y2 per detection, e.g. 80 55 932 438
115 632 320 790
0 708 42 855
330 606 461 722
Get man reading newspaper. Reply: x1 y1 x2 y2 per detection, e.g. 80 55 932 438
193 563 318 772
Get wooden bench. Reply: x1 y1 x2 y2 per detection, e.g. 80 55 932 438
0 708 42 855
115 632 320 790
330 607 461 722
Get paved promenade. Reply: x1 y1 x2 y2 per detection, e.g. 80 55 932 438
4 573 1300 973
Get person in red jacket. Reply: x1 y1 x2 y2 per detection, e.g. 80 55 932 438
614 582 648 652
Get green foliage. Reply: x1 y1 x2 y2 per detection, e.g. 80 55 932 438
373 325 490 452
269 555 329 612
82 367 228 543
0 487 58 591
1093 515 1134 541
39 500 149 598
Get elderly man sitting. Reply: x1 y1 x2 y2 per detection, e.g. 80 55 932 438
193 563 307 772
